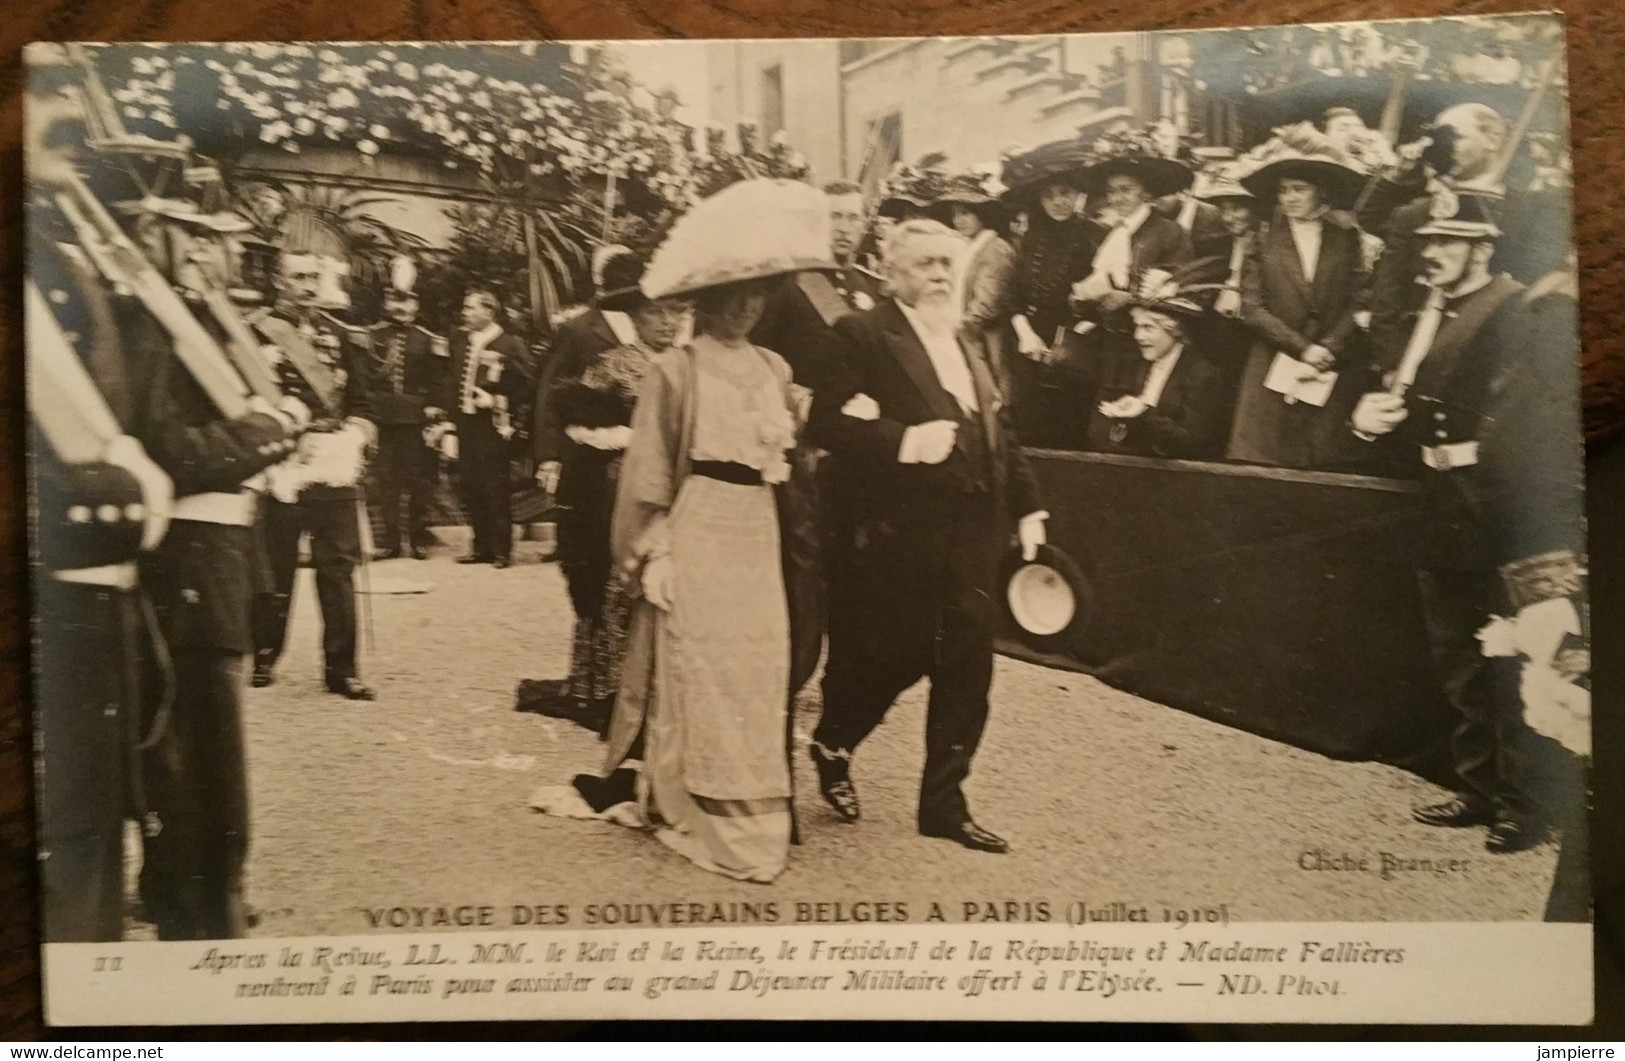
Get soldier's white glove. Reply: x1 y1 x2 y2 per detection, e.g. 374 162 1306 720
248 395 296 434
472 388 496 410
1512 597 1583 667
1215 287 1243 318
102 434 172 552
641 554 675 612
277 395 313 432
898 420 959 465
1352 392 1407 439
346 416 378 449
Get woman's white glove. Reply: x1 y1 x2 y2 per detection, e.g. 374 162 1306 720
641 554 675 612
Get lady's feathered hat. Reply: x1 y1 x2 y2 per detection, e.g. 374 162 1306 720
1194 163 1255 204
877 154 954 219
1127 261 1227 319
1238 122 1371 210
930 166 1009 228
641 178 836 301
1079 123 1194 199
999 137 1095 201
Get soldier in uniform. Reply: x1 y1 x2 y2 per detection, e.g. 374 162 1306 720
1365 103 1511 372
26 71 176 940
441 289 533 568
823 180 885 311
249 249 378 700
366 256 449 560
30 61 308 938
1349 187 1561 854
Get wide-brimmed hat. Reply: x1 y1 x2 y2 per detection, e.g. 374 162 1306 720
1080 125 1194 199
1414 182 1503 240
877 159 953 220
1000 138 1094 201
930 169 1009 229
1127 264 1225 319
1238 123 1370 210
1194 164 1255 204
641 178 836 300
596 251 651 312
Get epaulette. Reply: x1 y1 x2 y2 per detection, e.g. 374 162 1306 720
319 311 371 348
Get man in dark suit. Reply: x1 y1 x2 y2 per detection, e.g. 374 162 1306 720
249 250 377 700
1084 292 1230 460
808 218 1046 854
1350 189 1560 854
443 289 533 567
366 258 448 559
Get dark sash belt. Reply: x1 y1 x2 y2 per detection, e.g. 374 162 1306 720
692 460 763 486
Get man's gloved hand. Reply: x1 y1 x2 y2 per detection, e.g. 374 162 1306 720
898 420 958 465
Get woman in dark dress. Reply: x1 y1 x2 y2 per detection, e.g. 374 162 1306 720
1225 126 1370 468
546 255 687 734
999 139 1102 449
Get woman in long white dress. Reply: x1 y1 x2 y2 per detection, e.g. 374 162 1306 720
532 179 833 883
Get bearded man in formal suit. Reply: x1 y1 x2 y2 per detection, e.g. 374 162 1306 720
807 218 1047 854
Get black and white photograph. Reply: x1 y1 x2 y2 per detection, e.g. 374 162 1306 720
24 14 1592 1025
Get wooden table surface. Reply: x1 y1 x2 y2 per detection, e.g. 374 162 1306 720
0 0 1621 1039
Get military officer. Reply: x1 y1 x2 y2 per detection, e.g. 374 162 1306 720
367 256 449 559
441 289 533 568
824 180 885 312
1350 187 1555 854
249 248 378 700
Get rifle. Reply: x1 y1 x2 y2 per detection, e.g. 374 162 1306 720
26 280 125 464
53 171 253 419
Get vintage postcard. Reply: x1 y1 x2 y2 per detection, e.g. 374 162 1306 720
26 13 1590 1025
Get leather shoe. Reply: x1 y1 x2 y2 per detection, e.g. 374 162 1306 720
1412 797 1495 828
493 557 510 569
1485 815 1547 854
250 662 275 688
921 819 1009 854
456 553 491 565
410 544 428 560
326 676 377 701
809 743 860 822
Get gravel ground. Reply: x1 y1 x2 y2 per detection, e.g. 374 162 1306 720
218 531 1557 939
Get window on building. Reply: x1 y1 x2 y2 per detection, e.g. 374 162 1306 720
760 63 785 137
856 111 903 199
